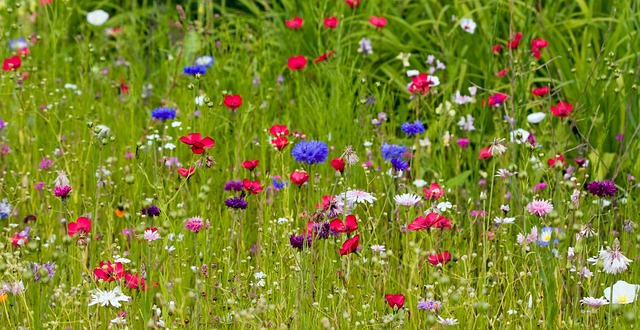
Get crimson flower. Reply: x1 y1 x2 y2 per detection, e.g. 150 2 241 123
177 167 196 178
385 294 406 309
428 251 452 266
488 93 508 107
330 158 345 173
180 133 215 154
491 44 502 54
93 261 125 282
340 234 360 255
531 38 549 59
369 16 387 29
548 154 565 168
330 215 357 234
551 101 573 118
478 147 492 160
243 179 263 194
124 273 146 290
120 77 129 95
408 213 451 231
345 0 360 8
242 160 259 171
2 56 21 71
507 32 523 49
68 217 92 237
323 17 338 29
269 124 289 137
285 17 303 29
313 50 336 63
409 73 435 95
271 136 289 151
288 56 307 70
223 94 243 112
290 170 309 187
496 68 508 77
532 86 550 96
423 183 444 200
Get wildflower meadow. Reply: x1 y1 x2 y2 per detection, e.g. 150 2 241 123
2 0 640 328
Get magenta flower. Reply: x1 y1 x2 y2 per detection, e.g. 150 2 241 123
526 199 553 216
54 185 72 199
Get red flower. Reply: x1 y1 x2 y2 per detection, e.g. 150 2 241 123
551 101 573 118
330 215 358 234
385 294 406 309
320 195 335 210
548 154 565 168
409 73 435 95
270 137 290 151
120 77 129 95
428 251 452 266
491 44 502 54
68 217 92 237
531 38 548 59
11 233 28 246
369 16 387 29
223 94 243 112
287 56 307 70
532 86 550 96
124 273 147 290
242 160 259 171
339 234 360 255
323 17 338 29
488 93 508 107
177 167 196 178
507 32 523 49
290 170 309 187
345 0 360 8
478 146 492 160
243 179 263 194
313 50 336 63
423 183 444 200
2 56 21 71
496 68 508 77
285 17 303 29
269 124 289 137
408 212 450 231
330 158 345 173
179 133 215 154
93 261 125 282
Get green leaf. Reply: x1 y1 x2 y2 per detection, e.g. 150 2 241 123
445 170 472 188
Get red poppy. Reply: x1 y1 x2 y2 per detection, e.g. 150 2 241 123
242 160 259 171
385 294 406 309
339 234 360 255
547 154 565 168
330 158 345 173
488 93 508 107
180 133 215 154
93 261 125 282
124 273 147 290
223 94 243 112
323 17 338 29
428 251 452 266
408 213 450 231
531 38 548 59
269 124 289 137
478 147 492 160
423 183 444 200
177 167 195 178
532 86 550 96
243 179 263 194
290 170 309 187
320 195 335 210
551 101 573 118
270 137 289 150
2 56 21 71
68 217 92 237
496 68 508 77
409 73 434 95
330 215 358 234
491 44 502 54
120 77 129 95
285 17 303 29
507 32 523 49
288 56 307 70
345 0 360 8
313 50 336 63
369 16 387 29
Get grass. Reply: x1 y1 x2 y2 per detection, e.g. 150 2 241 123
1 0 640 328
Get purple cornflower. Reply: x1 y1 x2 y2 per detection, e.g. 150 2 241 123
183 65 207 75
224 180 244 192
225 197 248 210
39 157 53 170
0 118 7 131
312 222 339 240
31 262 56 282
291 140 329 165
358 38 373 55
380 143 406 161
586 180 616 197
289 234 312 250
417 299 442 312
401 120 425 136
533 182 548 193
390 158 409 171
141 205 161 217
151 107 176 121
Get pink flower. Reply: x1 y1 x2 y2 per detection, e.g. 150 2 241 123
54 185 72 198
143 228 161 241
526 199 553 216
68 217 92 237
185 217 209 233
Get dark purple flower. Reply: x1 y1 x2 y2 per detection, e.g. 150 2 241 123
142 205 161 217
312 222 339 240
225 197 248 210
31 262 55 282
586 180 617 197
224 180 244 192
289 234 312 250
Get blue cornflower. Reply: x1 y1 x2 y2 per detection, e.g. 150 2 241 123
390 158 409 171
225 197 248 210
380 143 406 161
0 198 11 218
195 55 214 67
401 120 425 136
184 65 207 76
151 107 176 121
538 226 561 246
272 176 288 190
8 38 28 51
291 140 329 165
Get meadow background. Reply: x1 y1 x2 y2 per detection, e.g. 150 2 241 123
1 0 640 328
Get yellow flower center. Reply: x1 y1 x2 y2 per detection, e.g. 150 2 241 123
617 296 628 303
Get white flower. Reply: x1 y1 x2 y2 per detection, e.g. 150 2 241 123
419 138 431 147
88 286 130 308
396 52 411 67
254 272 267 280
527 112 546 124
371 245 386 253
509 129 530 144
87 10 110 26
406 69 420 77
143 228 161 242
489 138 507 156
195 56 214 67
363 141 373 147
394 193 421 207
603 280 640 304
594 242 632 274
110 316 127 324
171 121 182 128
413 179 427 188
457 114 475 131
437 316 459 325
64 83 78 90
580 296 608 307
453 90 473 105
494 216 515 225
164 143 176 150
195 96 205 106
436 201 452 212
113 256 131 264
427 75 440 87
459 18 476 34
345 190 377 204
468 86 477 96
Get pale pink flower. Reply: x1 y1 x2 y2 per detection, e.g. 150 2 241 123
526 199 553 216
143 228 161 241
580 297 608 307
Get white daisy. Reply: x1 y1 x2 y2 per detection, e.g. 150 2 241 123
345 190 376 205
580 296 608 307
436 201 452 212
437 316 459 325
371 245 386 253
88 286 130 308
394 193 421 207
494 216 515 225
